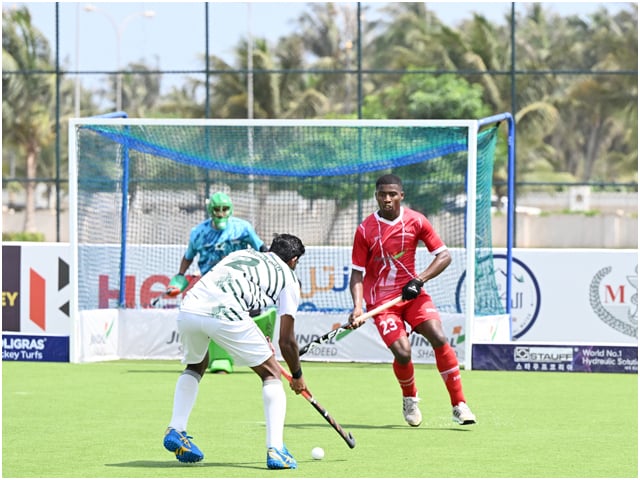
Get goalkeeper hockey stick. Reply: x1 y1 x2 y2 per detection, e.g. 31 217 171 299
278 363 356 449
152 274 193 307
151 290 174 307
298 294 403 356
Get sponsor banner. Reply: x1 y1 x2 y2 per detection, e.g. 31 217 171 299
2 245 21 331
75 309 119 363
76 246 638 345
473 314 511 342
77 245 185 310
2 243 71 363
5 242 637 363
77 245 461 312
86 310 469 364
502 249 638 343
2 243 71 336
279 313 393 363
472 343 638 374
20 244 70 335
2 334 69 362
119 309 182 360
278 313 471 364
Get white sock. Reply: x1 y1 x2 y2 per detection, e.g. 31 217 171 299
169 370 200 432
262 379 286 449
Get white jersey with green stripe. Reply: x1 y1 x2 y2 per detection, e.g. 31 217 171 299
179 248 300 321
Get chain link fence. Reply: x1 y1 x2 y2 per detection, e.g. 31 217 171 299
2 2 637 245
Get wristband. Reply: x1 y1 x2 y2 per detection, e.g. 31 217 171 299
291 368 303 379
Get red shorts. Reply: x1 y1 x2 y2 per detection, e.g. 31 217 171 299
372 292 441 347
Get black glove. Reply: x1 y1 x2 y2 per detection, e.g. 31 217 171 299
402 278 424 300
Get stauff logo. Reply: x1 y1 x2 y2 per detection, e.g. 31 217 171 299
514 346 573 363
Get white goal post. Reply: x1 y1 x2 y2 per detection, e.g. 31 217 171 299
68 115 515 368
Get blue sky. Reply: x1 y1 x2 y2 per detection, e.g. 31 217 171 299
10 1 632 95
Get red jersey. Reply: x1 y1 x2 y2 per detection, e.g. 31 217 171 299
351 206 447 306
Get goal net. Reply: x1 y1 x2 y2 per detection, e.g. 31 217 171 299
69 117 512 366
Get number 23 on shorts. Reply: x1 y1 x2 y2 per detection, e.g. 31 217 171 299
378 317 400 337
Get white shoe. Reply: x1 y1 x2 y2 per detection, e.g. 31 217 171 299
452 401 476 425
402 396 422 427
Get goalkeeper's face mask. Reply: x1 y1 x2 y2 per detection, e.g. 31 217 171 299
206 192 233 230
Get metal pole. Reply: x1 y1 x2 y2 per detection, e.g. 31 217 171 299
55 3 61 241
74 3 80 118
247 2 256 224
510 2 517 247
247 2 254 121
204 2 210 118
84 5 155 111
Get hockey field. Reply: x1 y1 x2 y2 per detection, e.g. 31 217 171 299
2 360 637 478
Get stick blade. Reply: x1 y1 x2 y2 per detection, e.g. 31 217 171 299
345 432 356 449
298 344 310 356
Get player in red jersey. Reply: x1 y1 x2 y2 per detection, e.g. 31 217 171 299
348 174 476 427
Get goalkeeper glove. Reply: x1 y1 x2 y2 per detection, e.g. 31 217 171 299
402 278 424 300
167 274 189 297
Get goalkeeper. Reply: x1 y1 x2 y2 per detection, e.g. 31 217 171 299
166 191 268 373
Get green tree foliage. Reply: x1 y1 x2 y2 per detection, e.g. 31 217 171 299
547 7 638 182
2 6 54 232
363 72 490 120
362 72 493 215
2 2 637 230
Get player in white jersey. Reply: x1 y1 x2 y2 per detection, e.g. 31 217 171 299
165 191 268 374
163 233 306 470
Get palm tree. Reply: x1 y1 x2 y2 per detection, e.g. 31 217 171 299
120 59 162 117
365 2 435 71
155 82 203 119
2 6 55 233
273 34 331 118
200 38 281 119
92 58 162 116
293 2 361 114
550 6 637 182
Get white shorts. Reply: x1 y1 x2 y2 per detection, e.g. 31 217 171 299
177 311 273 367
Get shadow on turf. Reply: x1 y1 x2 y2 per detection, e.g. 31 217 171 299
287 421 472 432
105 460 266 470
126 369 255 375
105 459 346 470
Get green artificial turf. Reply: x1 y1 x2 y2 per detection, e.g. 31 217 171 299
2 360 637 478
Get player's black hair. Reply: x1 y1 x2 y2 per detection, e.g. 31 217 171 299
376 174 403 190
269 233 306 263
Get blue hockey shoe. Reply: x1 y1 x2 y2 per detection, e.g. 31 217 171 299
266 445 297 469
163 427 204 463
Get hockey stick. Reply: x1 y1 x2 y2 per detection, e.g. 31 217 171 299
151 290 173 307
298 294 403 355
278 363 356 449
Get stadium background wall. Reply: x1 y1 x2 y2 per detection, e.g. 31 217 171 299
2 243 636 372
2 209 637 247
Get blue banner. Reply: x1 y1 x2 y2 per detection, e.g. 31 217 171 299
472 343 637 373
2 334 70 362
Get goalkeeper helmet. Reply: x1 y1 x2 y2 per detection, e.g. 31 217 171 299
206 192 233 230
